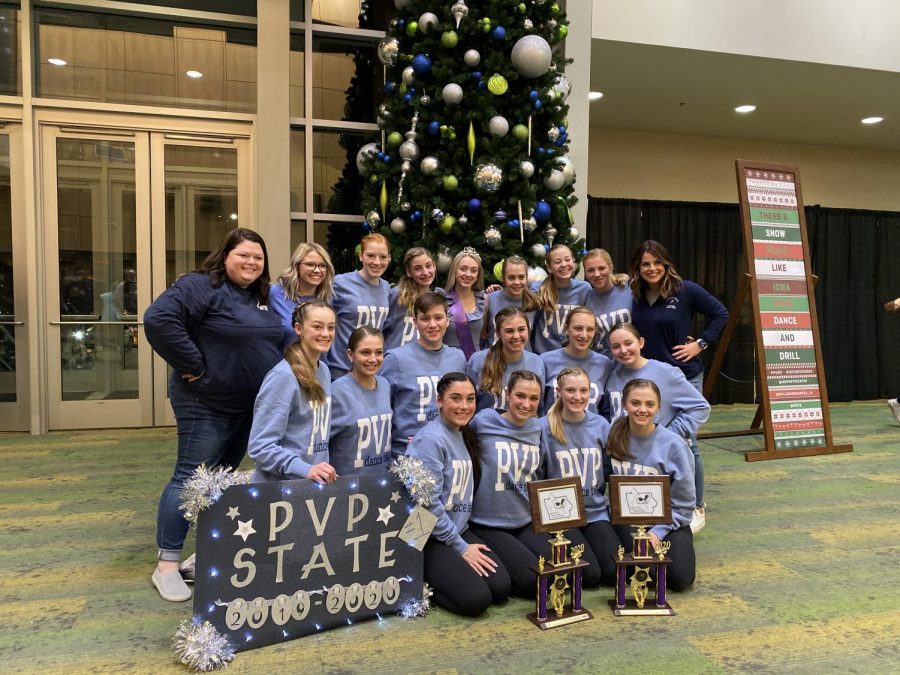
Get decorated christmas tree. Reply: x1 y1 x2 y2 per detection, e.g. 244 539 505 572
358 0 584 282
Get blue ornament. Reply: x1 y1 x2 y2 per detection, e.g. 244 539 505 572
411 210 423 222
377 151 385 161
428 121 441 135
558 126 566 134
384 81 397 94
472 70 482 80
467 198 482 213
361 221 372 232
491 26 507 41
529 89 539 100
534 200 552 221
509 218 520 227
544 243 551 251
536 147 546 155
404 93 412 102
580 248 589 256
534 100 543 110
478 80 486 89
411 54 432 77
555 138 566 146
383 154 391 163
397 19 406 28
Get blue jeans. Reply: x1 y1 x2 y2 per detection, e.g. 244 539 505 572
686 370 705 508
156 385 253 561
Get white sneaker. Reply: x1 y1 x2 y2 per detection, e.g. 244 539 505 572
152 568 192 602
888 399 900 424
690 507 706 534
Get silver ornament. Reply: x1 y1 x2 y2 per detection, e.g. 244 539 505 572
420 155 440 175
547 127 560 141
400 201 411 211
543 169 565 191
377 37 400 66
551 73 572 101
458 215 468 226
488 115 509 137
451 1 469 29
547 19 558 29
493 210 507 222
399 139 420 161
390 217 407 233
522 217 538 232
365 210 381 227
568 227 580 240
463 49 481 67
418 12 439 33
356 142 379 175
557 156 576 185
378 103 391 120
405 130 418 140
544 225 558 242
441 83 464 104
401 160 411 171
431 208 445 222
531 242 548 258
436 249 453 274
524 19 533 30
520 160 535 178
510 35 552 78
402 66 415 86
420 94 431 105
473 163 504 192
484 227 502 244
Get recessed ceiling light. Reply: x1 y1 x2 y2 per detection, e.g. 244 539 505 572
861 116 884 124
735 105 756 114
48 58 67 66
185 70 203 79
229 213 238 221
589 91 604 101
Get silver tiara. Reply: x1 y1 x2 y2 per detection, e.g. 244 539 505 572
458 246 481 261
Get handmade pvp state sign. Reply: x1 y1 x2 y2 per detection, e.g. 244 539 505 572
726 160 853 461
192 475 424 653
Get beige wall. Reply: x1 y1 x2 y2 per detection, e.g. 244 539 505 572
588 127 900 211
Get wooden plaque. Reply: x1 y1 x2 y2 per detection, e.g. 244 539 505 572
608 474 672 526
528 477 587 534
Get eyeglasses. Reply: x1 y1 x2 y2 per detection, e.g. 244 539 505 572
300 262 328 272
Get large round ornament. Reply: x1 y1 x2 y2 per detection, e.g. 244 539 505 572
557 156 576 185
467 198 481 214
411 53 432 77
441 83 464 104
390 217 406 234
418 12 439 33
355 142 379 175
420 156 440 175
436 249 453 274
519 160 535 178
531 243 548 258
365 210 381 228
488 115 509 137
484 227 502 244
473 163 503 192
463 49 481 67
543 169 565 191
377 38 400 66
533 200 552 221
510 35 552 78
398 139 420 161
402 66 415 86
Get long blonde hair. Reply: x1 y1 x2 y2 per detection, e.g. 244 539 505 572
396 247 434 315
606 378 661 461
480 307 530 395
583 248 629 288
285 300 334 404
538 244 574 311
546 367 589 445
502 255 540 312
444 247 484 292
278 242 335 302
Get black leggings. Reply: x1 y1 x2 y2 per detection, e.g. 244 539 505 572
423 529 511 617
514 522 616 588
613 524 696 591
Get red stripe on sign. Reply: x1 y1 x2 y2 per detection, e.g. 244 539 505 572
760 312 813 329
773 421 826 432
757 279 807 295
753 242 804 260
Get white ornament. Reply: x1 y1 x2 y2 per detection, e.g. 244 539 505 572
418 12 439 33
390 217 407 234
551 73 572 101
463 49 481 67
519 160 535 178
436 249 453 274
543 169 565 191
510 35 552 79
488 116 509 137
530 243 548 259
356 142 379 175
568 227 580 240
399 140 420 161
557 156 576 185
420 156 440 175
402 66 415 86
451 1 469 29
484 227 502 244
522 216 538 232
441 83 464 104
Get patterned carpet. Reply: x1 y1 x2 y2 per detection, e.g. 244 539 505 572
0 401 898 674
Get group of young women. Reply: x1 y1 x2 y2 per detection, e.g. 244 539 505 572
144 227 726 611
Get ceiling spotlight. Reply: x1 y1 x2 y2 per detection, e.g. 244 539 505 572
589 91 604 101
48 58 67 66
185 70 203 79
861 116 884 125
229 213 238 221
735 105 756 114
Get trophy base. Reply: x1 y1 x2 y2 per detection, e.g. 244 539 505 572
527 608 593 630
608 599 676 617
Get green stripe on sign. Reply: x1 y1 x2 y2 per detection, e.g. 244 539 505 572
752 225 802 242
750 207 800 225
770 400 823 411
764 347 817 364
758 296 810 312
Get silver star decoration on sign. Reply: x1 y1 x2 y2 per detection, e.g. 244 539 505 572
234 519 256 542
390 491 401 503
376 505 395 526
226 506 240 520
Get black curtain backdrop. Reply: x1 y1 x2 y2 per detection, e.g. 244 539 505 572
586 197 900 404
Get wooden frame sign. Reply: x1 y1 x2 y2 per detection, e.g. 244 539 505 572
734 160 852 461
608 475 672 527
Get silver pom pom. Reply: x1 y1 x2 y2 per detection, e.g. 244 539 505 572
484 227 502 244
389 456 440 506
522 216 538 232
524 18 533 29
473 163 503 192
396 583 434 618
180 465 253 527
173 618 235 672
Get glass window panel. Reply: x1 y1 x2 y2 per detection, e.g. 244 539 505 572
0 134 14 401
34 8 257 112
312 129 369 216
290 219 306 253
56 138 139 401
290 128 306 213
116 1 257 16
289 0 305 22
0 4 22 96
315 220 363 275
311 35 382 122
311 0 393 31
289 33 305 117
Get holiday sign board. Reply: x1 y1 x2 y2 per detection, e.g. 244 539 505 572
735 160 851 460
192 474 424 653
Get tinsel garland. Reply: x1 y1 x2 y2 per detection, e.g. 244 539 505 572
180 465 254 526
396 583 433 618
389 456 440 506
173 617 235 672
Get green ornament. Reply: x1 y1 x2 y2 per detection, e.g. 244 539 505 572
449 130 457 140
558 25 568 39
369 175 379 184
551 4 560 13
517 3 526 12
443 175 459 191
493 260 504 279
406 21 418 36
439 215 457 233
399 83 407 94
441 31 459 48
487 74 509 95
387 132 403 147
512 124 529 141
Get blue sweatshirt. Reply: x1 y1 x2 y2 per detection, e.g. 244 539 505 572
268 283 317 350
605 425 695 540
328 374 393 475
531 278 590 354
248 359 332 482
466 348 546 411
406 418 475 555
585 283 633 355
379 339 467 455
631 280 728 380
541 411 611 523
439 289 486 361
144 272 283 414
469 409 546 529
484 289 537 349
382 286 418 352
326 271 391 379
605 359 710 440
540 348 612 415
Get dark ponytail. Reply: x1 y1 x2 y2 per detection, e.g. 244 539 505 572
437 371 481 488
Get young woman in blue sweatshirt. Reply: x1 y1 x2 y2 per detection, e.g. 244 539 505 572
144 228 283 602
383 247 435 352
380 292 467 455
532 244 590 354
406 372 511 616
329 326 392 476
466 307 545 411
440 247 487 361
468 370 547 596
269 242 335 349
542 367 619 586
325 233 392 380
605 378 696 591
582 248 632 355
482 255 540 347
248 300 337 485
540 306 612 415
